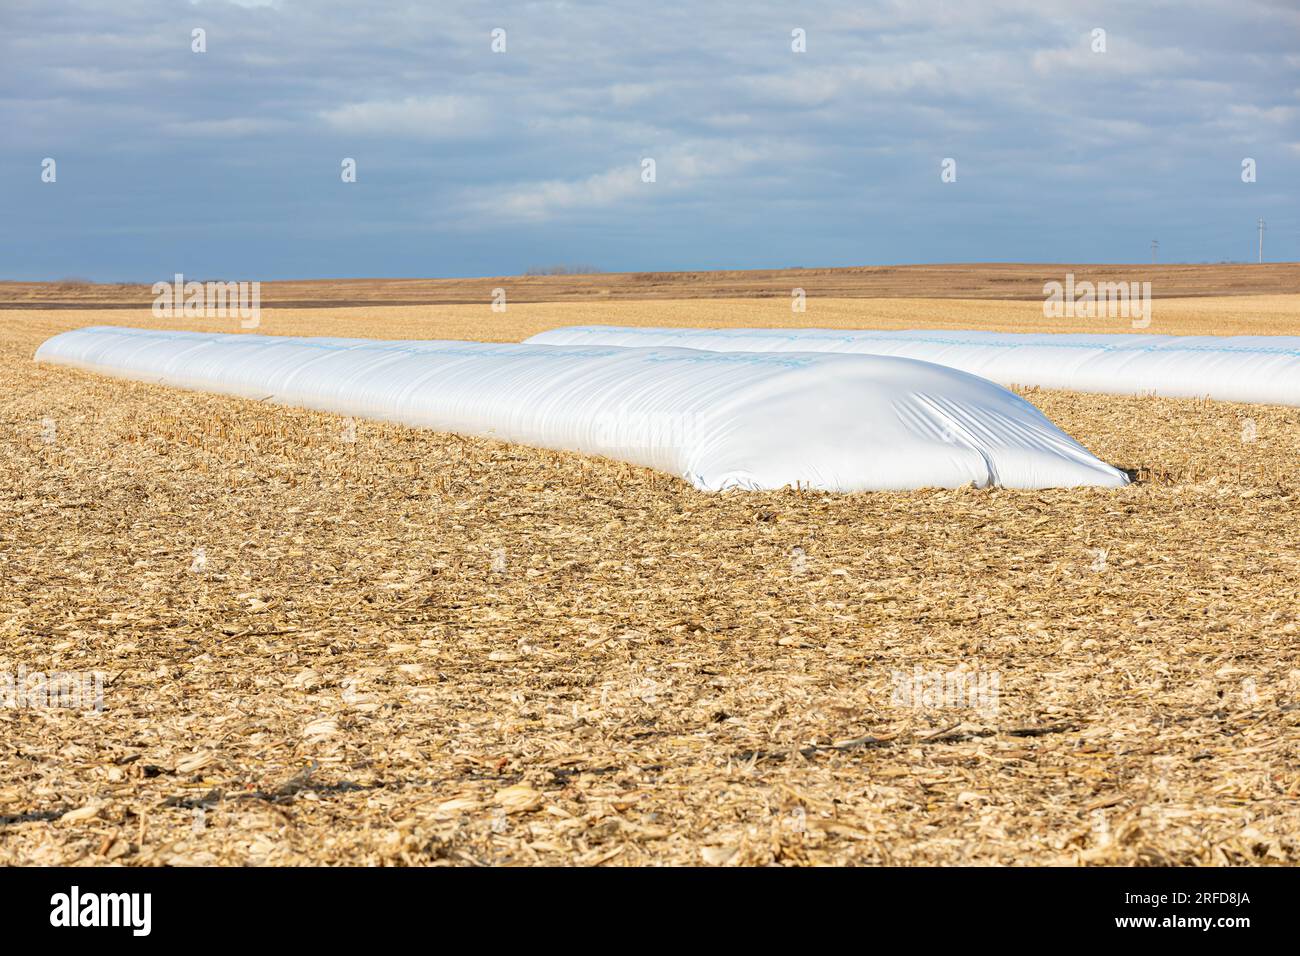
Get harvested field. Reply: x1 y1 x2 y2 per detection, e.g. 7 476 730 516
6 292 1299 345
3 262 1298 309
2 296 1299 866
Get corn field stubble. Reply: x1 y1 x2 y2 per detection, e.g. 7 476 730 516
1 298 1298 865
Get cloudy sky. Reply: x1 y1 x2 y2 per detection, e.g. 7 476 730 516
2 0 1297 280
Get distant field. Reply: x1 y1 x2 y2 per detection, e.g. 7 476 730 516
3 261 1298 309
6 293 1300 345
2 292 1298 866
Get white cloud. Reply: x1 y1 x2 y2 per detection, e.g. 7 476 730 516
1031 38 1195 77
460 141 790 223
701 112 755 129
190 0 280 7
1226 104 1297 125
164 117 279 137
734 61 952 108
480 165 642 222
51 67 144 91
608 82 665 107
318 95 487 139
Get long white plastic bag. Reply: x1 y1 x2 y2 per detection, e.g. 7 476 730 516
525 326 1300 406
35 326 1128 492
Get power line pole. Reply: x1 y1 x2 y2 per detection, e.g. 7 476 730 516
1151 239 1158 264
1258 218 1265 264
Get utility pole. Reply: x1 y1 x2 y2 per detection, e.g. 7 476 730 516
1151 239 1158 264
1258 218 1266 263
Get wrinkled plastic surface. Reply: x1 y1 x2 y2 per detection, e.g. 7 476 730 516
35 326 1128 492
526 326 1300 406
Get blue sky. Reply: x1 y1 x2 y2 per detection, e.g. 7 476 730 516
2 0 1297 281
